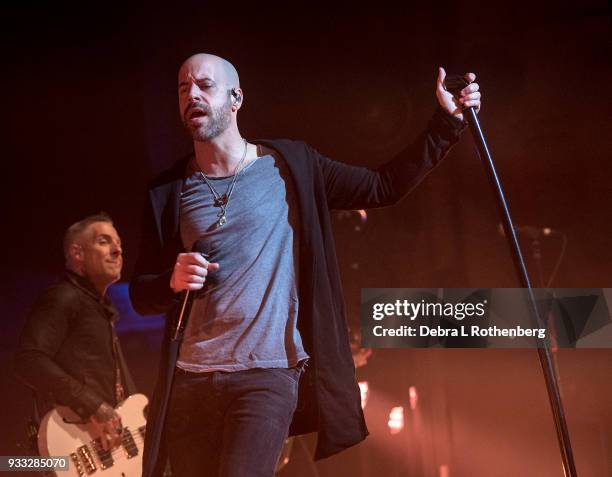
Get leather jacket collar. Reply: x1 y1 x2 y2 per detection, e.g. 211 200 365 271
65 270 119 323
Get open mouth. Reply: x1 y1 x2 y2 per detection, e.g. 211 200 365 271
189 110 206 119
187 106 208 123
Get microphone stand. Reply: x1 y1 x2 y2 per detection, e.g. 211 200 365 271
448 76 578 477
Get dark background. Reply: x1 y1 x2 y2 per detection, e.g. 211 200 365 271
2 2 611 476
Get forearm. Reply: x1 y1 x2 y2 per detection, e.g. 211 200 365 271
321 109 465 210
14 349 103 419
376 108 466 205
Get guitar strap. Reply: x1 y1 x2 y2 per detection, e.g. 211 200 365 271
112 322 137 402
110 322 126 402
103 291 137 403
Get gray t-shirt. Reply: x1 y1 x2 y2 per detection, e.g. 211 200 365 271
177 152 309 372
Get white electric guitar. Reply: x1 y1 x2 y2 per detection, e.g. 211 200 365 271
37 394 148 477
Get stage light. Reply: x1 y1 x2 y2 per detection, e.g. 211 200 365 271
409 385 418 410
358 381 369 409
388 406 404 434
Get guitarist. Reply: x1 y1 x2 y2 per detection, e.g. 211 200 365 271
15 213 136 452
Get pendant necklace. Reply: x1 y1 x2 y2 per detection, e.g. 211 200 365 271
198 138 248 229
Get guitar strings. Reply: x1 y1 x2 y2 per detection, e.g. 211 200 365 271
94 436 146 462
88 428 146 460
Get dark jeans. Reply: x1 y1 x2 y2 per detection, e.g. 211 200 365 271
165 365 302 477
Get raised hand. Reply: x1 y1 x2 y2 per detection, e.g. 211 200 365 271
436 67 481 121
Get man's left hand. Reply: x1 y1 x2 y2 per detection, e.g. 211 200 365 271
436 67 481 121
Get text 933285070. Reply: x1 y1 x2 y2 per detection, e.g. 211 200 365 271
0 456 69 472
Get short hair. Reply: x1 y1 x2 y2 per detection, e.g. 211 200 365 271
63 213 114 261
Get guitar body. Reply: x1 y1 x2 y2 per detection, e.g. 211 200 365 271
38 394 148 477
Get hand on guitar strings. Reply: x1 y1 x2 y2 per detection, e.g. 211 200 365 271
89 402 124 451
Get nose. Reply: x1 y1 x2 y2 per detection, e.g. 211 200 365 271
187 82 202 101
111 241 122 257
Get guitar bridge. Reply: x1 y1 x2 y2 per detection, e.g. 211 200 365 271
70 452 86 477
77 445 97 474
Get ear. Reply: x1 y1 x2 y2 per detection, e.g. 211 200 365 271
231 88 243 112
69 243 84 261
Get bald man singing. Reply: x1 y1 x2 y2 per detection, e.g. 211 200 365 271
130 53 481 477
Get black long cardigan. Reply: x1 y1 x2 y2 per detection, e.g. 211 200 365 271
129 109 464 477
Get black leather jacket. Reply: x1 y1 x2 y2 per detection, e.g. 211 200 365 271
14 271 134 419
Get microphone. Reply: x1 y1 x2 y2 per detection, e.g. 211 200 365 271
172 240 209 341
516 225 558 240
497 223 559 240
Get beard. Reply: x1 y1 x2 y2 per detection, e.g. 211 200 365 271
183 97 232 142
